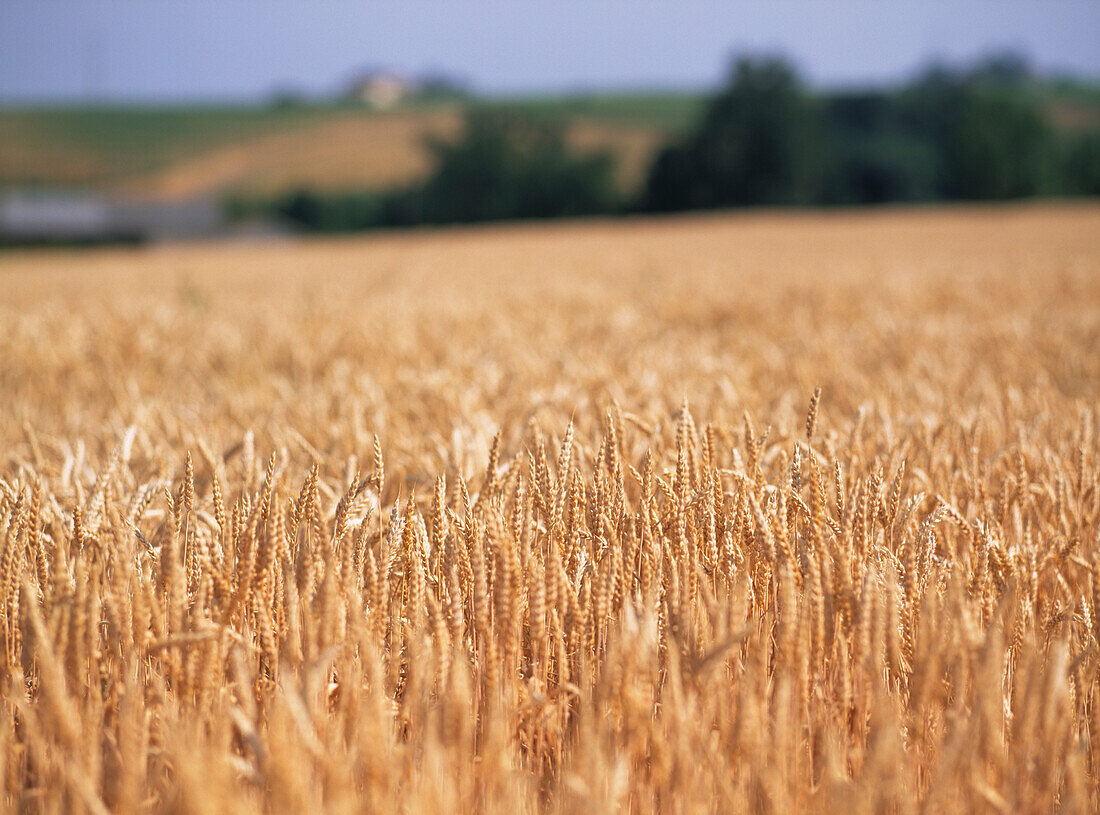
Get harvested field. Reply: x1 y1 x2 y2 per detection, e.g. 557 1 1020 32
1 204 1099 813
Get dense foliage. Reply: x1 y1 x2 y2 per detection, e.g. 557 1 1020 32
643 58 822 210
644 55 1078 210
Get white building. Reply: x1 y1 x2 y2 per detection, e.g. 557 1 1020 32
0 189 222 243
346 72 416 109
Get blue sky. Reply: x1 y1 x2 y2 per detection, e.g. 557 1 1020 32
2 1 1098 103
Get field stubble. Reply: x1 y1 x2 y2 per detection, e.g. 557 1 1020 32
1 204 1099 813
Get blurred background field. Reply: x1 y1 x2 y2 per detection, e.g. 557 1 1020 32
1 74 1098 217
2 3 1099 243
2 80 1096 204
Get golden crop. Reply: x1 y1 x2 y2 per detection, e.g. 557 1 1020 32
1 204 1098 814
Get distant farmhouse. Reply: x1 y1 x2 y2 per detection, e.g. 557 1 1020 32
345 71 418 109
0 189 223 244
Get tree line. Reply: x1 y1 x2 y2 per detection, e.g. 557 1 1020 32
237 54 1100 232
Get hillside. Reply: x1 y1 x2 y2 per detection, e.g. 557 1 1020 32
0 95 700 201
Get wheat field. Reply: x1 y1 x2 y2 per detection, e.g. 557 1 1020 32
1 204 1099 814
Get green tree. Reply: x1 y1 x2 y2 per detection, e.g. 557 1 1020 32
820 92 939 204
409 109 620 224
1063 133 1100 196
940 89 1056 199
643 57 822 211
